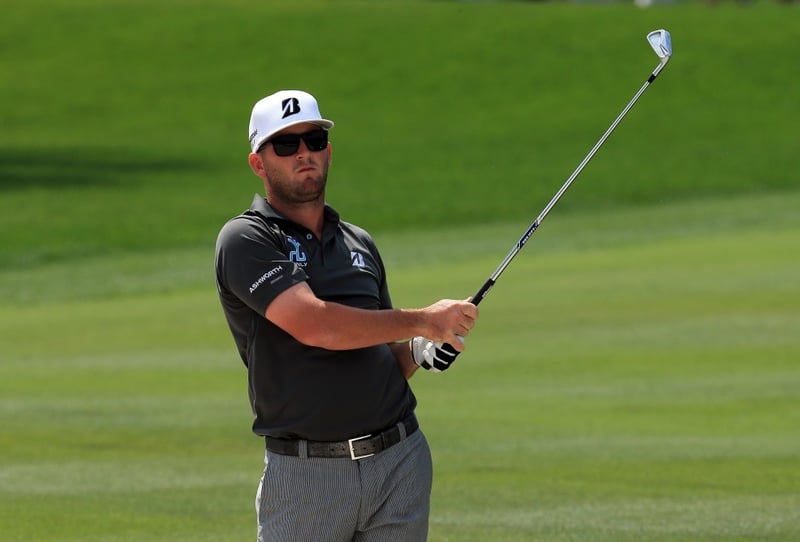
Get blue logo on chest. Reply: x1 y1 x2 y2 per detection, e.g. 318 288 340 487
287 236 307 264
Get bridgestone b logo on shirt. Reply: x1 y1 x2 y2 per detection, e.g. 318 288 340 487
250 265 283 294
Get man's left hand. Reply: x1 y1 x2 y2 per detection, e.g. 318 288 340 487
411 336 463 373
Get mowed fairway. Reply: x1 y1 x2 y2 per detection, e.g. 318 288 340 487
2 192 798 541
2 0 799 540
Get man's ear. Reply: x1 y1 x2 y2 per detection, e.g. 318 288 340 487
248 152 266 179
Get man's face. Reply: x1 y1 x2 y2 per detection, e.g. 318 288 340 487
251 122 331 207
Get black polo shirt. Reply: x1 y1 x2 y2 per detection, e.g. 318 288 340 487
215 195 416 441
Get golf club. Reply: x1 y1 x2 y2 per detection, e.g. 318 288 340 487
470 28 672 306
430 30 672 364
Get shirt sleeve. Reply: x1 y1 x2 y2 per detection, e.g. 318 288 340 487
215 216 307 317
369 238 392 310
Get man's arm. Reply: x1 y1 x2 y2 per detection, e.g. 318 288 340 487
265 282 476 352
389 341 419 380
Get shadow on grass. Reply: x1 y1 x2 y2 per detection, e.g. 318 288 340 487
0 147 207 190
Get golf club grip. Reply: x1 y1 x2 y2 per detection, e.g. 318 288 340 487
436 280 491 358
471 279 493 307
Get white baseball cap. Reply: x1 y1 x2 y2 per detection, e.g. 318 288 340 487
248 90 334 153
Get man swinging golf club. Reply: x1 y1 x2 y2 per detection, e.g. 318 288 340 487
215 89 478 541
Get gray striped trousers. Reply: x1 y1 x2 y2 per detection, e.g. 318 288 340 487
256 429 433 541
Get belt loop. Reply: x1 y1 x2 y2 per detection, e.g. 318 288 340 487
298 439 309 459
397 420 407 440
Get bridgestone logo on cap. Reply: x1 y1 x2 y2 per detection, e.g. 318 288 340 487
281 98 301 119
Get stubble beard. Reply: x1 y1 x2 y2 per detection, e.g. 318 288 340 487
265 161 329 208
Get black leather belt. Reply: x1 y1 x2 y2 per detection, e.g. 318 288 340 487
265 413 419 460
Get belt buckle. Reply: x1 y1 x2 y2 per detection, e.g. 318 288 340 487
347 434 374 460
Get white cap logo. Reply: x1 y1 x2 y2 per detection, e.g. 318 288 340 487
281 97 301 119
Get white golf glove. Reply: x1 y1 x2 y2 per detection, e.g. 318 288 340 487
411 336 464 373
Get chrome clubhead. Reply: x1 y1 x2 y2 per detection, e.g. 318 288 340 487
647 29 672 64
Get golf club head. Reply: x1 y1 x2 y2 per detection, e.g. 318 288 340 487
647 29 672 63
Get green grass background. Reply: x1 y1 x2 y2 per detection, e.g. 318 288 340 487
1 1 799 541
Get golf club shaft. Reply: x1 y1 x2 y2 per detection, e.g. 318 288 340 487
471 60 669 307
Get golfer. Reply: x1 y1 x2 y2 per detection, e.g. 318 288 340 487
215 89 478 541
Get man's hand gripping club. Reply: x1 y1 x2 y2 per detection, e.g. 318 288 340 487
411 299 477 373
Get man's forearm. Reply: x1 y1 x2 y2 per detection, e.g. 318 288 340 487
265 282 476 351
301 301 426 351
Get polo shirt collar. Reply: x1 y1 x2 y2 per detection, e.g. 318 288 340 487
248 194 341 229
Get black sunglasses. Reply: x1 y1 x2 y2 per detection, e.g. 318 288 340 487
263 129 329 156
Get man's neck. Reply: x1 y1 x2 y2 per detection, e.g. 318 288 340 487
268 198 325 240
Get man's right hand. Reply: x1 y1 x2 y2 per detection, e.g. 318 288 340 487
417 298 478 351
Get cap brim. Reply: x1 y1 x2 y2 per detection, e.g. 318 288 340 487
251 119 334 153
